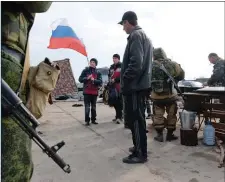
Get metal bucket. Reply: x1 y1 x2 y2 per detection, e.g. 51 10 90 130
179 110 197 129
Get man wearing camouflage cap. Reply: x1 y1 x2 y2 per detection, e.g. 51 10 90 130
2 2 52 182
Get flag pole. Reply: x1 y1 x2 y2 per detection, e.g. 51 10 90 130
81 38 89 66
86 56 89 65
86 55 90 67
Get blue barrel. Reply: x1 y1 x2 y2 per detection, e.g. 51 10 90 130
203 121 215 146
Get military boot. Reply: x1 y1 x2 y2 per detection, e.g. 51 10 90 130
154 129 163 142
166 129 178 141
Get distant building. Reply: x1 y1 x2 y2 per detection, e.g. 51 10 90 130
52 58 78 99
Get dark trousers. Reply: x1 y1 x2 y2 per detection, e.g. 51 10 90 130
123 96 129 127
123 90 147 158
113 97 123 119
145 99 151 115
84 94 97 123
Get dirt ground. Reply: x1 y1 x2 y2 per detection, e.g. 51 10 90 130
31 102 224 182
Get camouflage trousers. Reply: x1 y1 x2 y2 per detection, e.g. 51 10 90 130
1 46 33 182
152 101 178 131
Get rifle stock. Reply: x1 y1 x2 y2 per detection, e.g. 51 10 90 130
1 78 71 174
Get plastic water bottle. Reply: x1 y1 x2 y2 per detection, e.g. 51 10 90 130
203 121 215 146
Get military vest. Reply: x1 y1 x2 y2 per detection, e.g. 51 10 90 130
151 59 177 95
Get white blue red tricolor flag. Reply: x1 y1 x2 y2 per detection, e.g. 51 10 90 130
48 19 87 57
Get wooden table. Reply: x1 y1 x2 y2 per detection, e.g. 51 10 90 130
183 87 225 135
183 87 225 167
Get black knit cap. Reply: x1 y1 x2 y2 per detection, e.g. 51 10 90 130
208 53 218 58
113 54 120 60
90 58 98 66
118 11 138 25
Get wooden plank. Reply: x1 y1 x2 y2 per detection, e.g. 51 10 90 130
215 131 225 142
196 87 225 92
215 129 225 134
202 103 225 110
213 110 225 112
183 92 210 97
212 122 225 130
204 111 225 119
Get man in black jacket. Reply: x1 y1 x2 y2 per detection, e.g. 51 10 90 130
208 53 225 123
108 54 123 124
118 11 153 163
79 58 102 126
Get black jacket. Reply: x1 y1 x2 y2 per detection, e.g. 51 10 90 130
78 67 102 95
208 59 225 86
121 26 153 94
108 62 122 83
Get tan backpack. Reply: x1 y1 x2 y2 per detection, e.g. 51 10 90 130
26 58 60 119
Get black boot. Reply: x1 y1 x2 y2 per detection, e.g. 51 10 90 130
166 129 178 141
154 130 163 142
92 120 98 125
129 147 135 153
85 122 90 126
122 153 147 164
124 124 129 129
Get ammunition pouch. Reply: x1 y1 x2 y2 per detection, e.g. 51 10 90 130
151 80 172 95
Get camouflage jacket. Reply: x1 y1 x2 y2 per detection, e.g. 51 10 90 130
208 59 225 86
151 59 185 100
1 3 52 182
1 2 52 55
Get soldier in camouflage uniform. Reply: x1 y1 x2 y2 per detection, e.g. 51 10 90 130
151 48 185 142
207 53 225 87
1 2 52 182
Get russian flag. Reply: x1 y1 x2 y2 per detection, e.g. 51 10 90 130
48 19 87 57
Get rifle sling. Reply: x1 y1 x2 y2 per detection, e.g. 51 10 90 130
17 42 30 96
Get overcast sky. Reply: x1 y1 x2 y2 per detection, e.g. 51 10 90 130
29 2 224 81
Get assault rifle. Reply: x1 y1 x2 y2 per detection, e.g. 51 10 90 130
1 79 71 174
156 62 183 96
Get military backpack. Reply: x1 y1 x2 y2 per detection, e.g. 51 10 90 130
151 59 178 95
